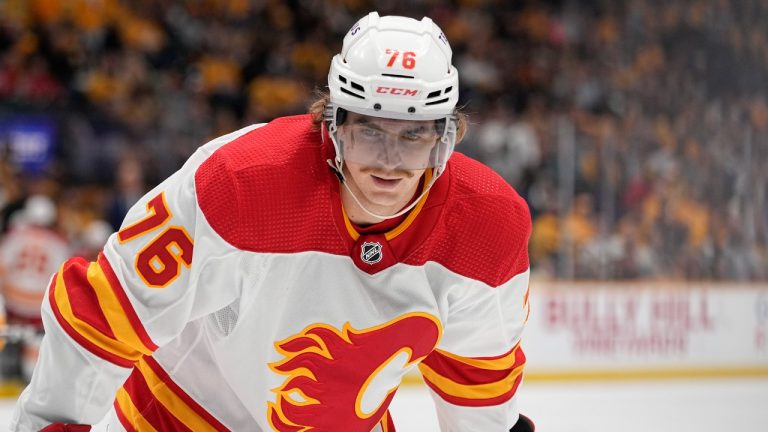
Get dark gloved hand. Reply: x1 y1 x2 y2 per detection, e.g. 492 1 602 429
510 413 535 432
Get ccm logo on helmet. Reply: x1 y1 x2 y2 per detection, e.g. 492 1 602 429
376 87 419 96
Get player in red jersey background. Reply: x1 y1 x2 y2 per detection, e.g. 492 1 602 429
13 12 534 432
0 196 71 383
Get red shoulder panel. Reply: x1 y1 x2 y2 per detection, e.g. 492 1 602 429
195 115 348 255
402 153 531 287
196 118 530 286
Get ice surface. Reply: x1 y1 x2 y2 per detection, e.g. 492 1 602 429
1 378 766 431
389 377 768 432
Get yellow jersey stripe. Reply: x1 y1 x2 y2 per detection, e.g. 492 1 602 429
53 271 143 362
116 387 159 432
432 345 520 371
418 362 525 399
136 358 221 432
86 262 153 356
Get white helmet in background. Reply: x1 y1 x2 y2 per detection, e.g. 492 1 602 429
82 219 113 250
22 195 57 227
326 12 460 180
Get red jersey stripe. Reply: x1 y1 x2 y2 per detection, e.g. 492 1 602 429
421 353 512 385
121 366 193 431
141 356 229 431
60 257 115 339
113 397 140 432
422 371 523 407
420 345 526 386
48 274 134 368
420 361 524 400
51 261 147 364
97 253 158 351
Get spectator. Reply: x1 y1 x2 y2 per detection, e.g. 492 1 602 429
0 0 765 280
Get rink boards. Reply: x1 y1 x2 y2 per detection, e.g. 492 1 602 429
518 281 768 381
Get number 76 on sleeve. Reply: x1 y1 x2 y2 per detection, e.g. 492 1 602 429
117 192 194 288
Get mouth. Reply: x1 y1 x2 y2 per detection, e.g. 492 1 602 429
370 175 402 189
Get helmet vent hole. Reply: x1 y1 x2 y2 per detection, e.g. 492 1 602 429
408 107 416 113
339 75 348 84
444 86 453 93
382 73 414 79
425 97 449 106
427 90 442 99
374 103 382 111
341 87 365 99
351 81 365 92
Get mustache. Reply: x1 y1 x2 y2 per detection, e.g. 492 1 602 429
360 167 417 178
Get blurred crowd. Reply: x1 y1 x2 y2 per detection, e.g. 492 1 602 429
0 0 766 281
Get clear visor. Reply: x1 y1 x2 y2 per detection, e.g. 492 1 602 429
332 112 457 170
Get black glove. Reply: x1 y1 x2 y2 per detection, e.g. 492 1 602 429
510 414 535 432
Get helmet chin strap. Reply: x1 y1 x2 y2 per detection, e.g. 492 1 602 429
323 117 447 221
325 158 440 221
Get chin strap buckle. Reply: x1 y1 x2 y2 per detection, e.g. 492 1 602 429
326 159 345 183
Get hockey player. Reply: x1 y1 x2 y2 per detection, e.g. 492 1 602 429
12 12 534 432
0 195 71 382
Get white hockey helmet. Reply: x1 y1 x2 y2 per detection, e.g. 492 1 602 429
326 12 459 175
22 195 56 227
329 12 459 120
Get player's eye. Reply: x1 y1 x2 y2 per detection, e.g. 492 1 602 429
402 129 435 144
360 126 383 139
402 132 421 141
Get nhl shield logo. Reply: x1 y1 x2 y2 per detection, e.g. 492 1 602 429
361 241 383 265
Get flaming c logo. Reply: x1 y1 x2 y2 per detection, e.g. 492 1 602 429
267 313 441 431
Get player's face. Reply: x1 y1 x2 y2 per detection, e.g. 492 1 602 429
340 113 433 222
337 113 440 170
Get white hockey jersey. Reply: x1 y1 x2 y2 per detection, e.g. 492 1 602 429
12 115 531 432
0 225 71 325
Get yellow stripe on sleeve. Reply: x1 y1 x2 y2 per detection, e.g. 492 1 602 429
418 362 525 400
53 271 144 362
431 345 521 371
135 358 220 432
86 262 153 356
116 387 159 432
